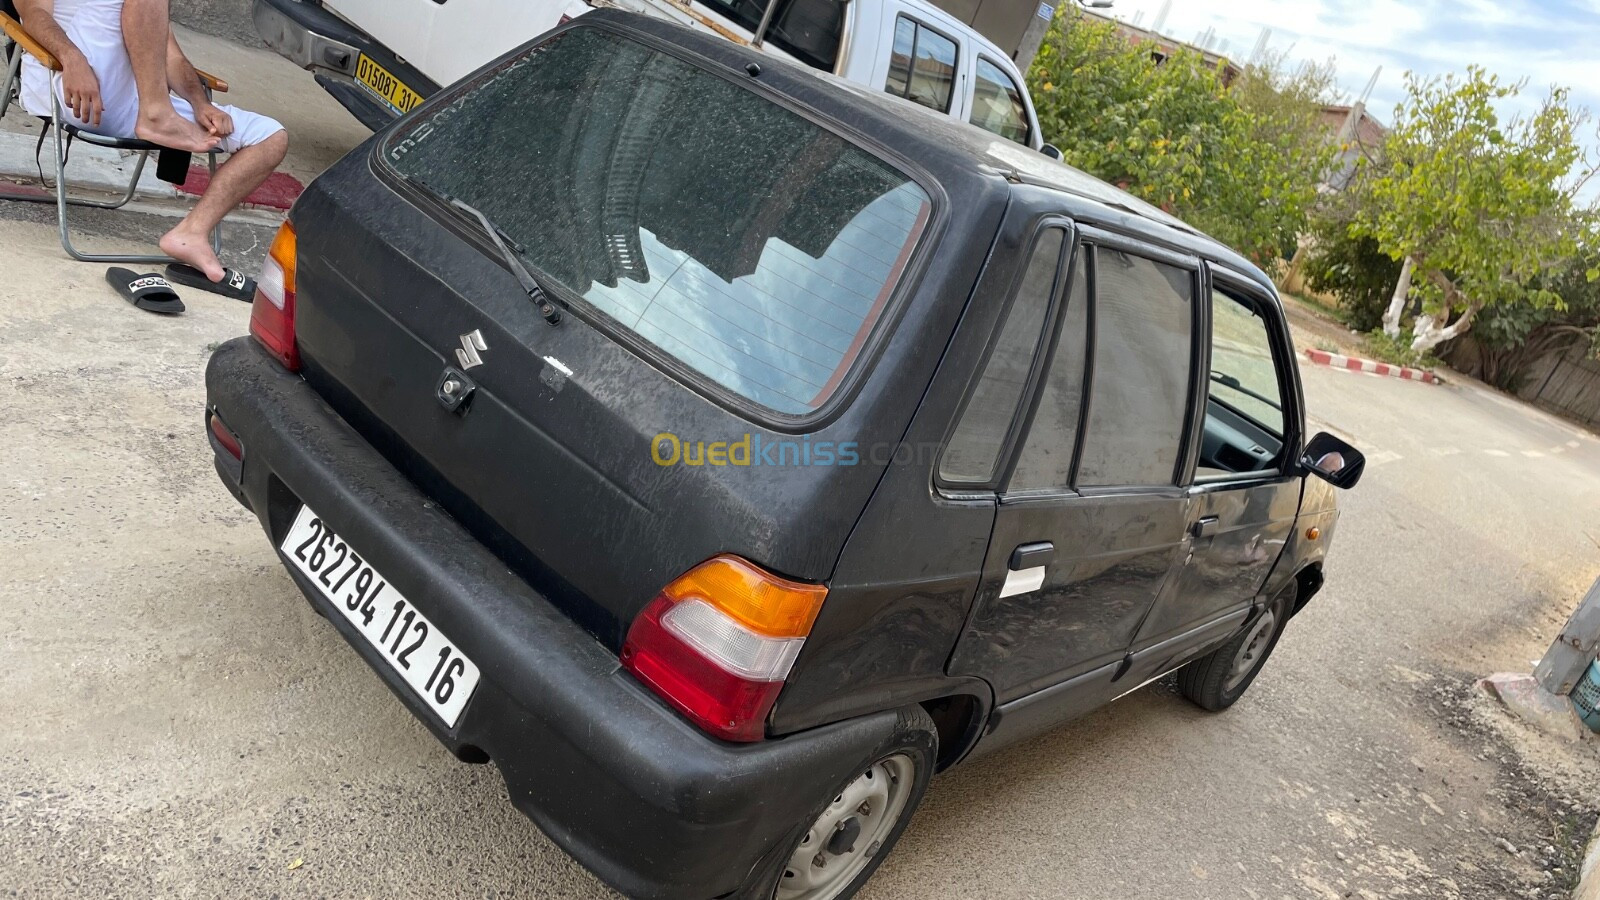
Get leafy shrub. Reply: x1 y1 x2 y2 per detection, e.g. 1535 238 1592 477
1362 329 1440 370
1300 216 1402 333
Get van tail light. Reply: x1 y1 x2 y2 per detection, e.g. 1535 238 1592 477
250 221 300 371
621 556 827 742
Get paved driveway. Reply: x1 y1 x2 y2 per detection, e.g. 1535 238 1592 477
1 194 1597 899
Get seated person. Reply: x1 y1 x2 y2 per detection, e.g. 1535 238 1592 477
17 0 288 285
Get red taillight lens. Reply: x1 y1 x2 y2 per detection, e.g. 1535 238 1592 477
208 411 242 460
621 556 827 742
250 221 299 371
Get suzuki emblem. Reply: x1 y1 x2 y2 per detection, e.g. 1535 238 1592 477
456 329 488 369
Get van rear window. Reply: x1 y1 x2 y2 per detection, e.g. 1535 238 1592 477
384 26 932 416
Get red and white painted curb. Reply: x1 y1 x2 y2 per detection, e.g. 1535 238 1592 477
1303 348 1439 384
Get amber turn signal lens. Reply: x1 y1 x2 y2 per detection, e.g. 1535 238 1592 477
660 555 827 639
269 219 297 286
1306 527 1321 541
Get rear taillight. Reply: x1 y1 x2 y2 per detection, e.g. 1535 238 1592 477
621 556 826 742
250 221 299 371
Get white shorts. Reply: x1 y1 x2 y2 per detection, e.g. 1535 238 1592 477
19 0 284 154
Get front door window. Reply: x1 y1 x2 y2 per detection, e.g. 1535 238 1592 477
1199 289 1288 477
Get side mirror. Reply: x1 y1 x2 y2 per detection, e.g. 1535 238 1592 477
1301 432 1364 490
1040 143 1063 161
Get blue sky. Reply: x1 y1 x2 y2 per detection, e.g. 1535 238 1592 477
1106 0 1600 163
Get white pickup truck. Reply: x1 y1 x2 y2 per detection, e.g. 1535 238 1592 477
252 0 1055 153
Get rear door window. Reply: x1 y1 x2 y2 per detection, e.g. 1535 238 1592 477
1074 248 1196 487
969 57 1030 145
885 15 959 113
384 26 932 416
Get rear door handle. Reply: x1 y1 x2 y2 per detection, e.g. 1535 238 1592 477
1191 516 1220 539
1001 542 1053 598
1009 541 1055 570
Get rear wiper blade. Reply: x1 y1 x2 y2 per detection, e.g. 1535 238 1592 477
402 175 562 325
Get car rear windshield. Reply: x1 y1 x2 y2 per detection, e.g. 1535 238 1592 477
383 26 932 416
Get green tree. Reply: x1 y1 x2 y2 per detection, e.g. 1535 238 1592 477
1353 68 1594 355
1027 14 1335 263
1459 239 1600 389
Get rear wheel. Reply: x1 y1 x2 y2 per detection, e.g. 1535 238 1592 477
1178 582 1296 712
742 706 937 900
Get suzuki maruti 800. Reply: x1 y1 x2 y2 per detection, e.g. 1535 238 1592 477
205 13 1363 899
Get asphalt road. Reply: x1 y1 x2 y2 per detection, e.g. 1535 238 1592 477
3 148 1600 900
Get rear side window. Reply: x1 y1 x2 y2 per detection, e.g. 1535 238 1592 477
970 57 1030 145
939 227 1065 485
885 16 958 113
1074 248 1195 487
385 27 931 416
1008 255 1088 492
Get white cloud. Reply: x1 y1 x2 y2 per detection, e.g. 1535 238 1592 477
1106 0 1600 120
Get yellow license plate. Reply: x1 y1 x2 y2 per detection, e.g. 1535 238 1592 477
354 54 425 116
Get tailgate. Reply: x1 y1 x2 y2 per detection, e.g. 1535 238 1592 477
286 21 936 648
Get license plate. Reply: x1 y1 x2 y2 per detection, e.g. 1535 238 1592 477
281 506 479 727
353 53 425 116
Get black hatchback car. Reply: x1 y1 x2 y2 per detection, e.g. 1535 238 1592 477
204 12 1362 899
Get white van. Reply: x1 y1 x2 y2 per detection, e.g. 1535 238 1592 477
252 0 1054 153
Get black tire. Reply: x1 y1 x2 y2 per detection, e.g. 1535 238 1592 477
1177 581 1297 712
735 705 938 900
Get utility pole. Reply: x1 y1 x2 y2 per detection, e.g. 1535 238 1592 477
1535 576 1600 702
1479 574 1600 739
1014 0 1114 74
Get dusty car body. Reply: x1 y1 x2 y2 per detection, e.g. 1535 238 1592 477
204 12 1361 899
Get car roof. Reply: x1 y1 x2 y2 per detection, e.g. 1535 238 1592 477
585 9 1276 296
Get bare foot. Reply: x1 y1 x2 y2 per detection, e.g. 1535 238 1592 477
160 228 225 282
136 109 219 153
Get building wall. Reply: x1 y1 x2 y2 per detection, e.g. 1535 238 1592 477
927 0 1055 63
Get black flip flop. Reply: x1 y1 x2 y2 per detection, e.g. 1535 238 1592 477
106 267 185 315
164 263 256 303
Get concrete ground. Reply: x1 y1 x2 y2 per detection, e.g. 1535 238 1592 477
3 196 1598 900
3 29 1600 900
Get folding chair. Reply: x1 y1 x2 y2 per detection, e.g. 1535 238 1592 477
0 0 227 264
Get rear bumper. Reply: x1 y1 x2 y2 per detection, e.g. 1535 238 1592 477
204 337 898 899
251 0 439 130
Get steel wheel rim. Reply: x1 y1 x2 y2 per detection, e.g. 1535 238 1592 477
773 754 915 900
1225 610 1277 693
